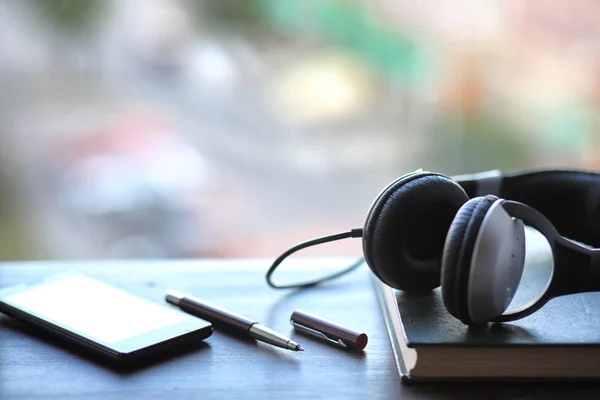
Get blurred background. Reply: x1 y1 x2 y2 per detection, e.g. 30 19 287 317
0 0 599 262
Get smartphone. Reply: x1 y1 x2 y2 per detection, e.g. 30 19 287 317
0 272 213 364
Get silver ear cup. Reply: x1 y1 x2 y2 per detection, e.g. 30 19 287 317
467 200 526 324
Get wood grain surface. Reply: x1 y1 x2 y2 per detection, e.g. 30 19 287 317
0 258 598 399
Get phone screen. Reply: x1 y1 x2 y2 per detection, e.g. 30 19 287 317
5 274 185 344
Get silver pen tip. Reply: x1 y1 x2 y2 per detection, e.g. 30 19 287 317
286 340 304 351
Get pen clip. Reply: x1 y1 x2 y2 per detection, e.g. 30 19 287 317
291 320 348 348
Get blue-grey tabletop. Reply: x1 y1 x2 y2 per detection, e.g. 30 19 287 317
0 258 598 399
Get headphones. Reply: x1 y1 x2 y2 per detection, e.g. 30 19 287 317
266 169 600 325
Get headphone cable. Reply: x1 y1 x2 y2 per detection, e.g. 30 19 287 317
265 228 364 289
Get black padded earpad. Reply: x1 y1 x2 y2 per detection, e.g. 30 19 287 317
363 171 469 292
441 195 498 325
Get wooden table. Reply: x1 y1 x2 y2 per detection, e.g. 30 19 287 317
0 258 598 399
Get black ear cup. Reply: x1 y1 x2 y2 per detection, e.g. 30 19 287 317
441 195 498 325
363 171 469 292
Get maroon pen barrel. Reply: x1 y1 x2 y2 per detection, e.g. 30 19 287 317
290 310 368 350
179 296 255 333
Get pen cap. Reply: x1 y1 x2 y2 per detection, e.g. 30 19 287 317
290 310 368 350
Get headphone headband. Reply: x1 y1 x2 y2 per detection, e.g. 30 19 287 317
455 169 600 247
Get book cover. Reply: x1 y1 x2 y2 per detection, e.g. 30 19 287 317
372 231 600 381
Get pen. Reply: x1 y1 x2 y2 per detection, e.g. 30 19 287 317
165 290 304 351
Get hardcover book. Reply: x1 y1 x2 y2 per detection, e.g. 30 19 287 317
372 231 600 381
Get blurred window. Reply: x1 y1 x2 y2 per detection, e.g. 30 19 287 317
0 0 598 261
